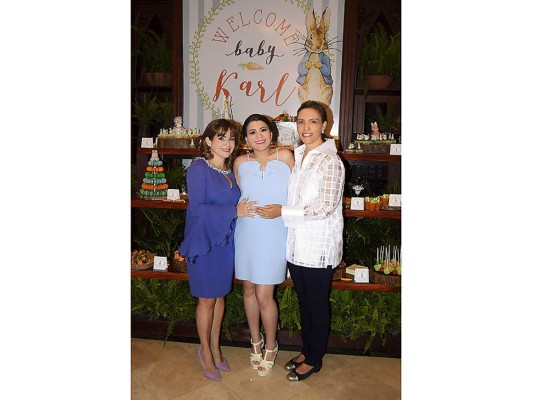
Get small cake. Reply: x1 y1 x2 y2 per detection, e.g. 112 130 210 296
157 116 201 148
140 150 168 200
363 196 381 210
371 246 401 286
370 260 401 287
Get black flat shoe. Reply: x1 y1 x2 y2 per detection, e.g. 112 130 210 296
286 362 322 381
284 356 304 371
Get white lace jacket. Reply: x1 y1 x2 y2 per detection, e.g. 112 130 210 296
281 139 345 268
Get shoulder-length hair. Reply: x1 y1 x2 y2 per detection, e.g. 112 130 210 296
198 119 241 164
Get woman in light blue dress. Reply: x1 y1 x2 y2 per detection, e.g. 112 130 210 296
233 114 294 377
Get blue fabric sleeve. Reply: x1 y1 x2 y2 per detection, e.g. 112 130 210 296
178 160 237 262
320 53 333 85
297 52 311 75
296 52 311 84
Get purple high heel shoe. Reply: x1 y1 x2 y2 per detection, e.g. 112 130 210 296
197 347 221 381
215 356 231 372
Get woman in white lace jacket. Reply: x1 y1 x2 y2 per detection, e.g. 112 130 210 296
255 100 345 382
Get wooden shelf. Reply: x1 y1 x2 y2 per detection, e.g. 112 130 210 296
138 147 200 156
343 209 401 219
338 152 400 162
131 268 400 292
354 88 400 96
137 147 400 162
132 198 400 219
134 86 173 93
132 198 187 210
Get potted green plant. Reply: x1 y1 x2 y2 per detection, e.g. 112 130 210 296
133 27 173 87
374 104 401 133
157 98 174 129
358 23 401 90
133 95 159 137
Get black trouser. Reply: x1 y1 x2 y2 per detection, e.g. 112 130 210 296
287 261 334 366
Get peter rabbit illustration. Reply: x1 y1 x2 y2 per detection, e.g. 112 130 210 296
296 8 333 106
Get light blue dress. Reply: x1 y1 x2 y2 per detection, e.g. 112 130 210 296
234 150 290 284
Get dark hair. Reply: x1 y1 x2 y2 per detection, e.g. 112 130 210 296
297 100 328 139
241 113 278 142
297 100 328 124
198 119 241 163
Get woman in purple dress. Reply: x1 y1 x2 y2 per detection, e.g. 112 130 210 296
178 119 257 381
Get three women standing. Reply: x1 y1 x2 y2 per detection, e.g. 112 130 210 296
179 100 344 382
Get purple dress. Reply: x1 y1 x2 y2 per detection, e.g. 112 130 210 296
178 158 241 298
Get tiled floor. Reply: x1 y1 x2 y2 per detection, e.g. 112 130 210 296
132 338 401 399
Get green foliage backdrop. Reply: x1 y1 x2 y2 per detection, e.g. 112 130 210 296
343 217 401 267
131 279 400 353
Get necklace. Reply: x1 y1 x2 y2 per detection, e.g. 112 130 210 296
197 157 233 188
198 157 231 175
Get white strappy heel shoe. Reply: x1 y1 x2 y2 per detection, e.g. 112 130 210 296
250 333 264 369
257 341 278 377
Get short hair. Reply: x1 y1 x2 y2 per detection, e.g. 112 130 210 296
297 100 328 124
241 113 278 142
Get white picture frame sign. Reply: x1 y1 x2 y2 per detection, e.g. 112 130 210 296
354 267 369 283
350 197 364 210
390 143 401 155
141 137 154 148
167 189 180 201
153 256 168 271
389 194 401 207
